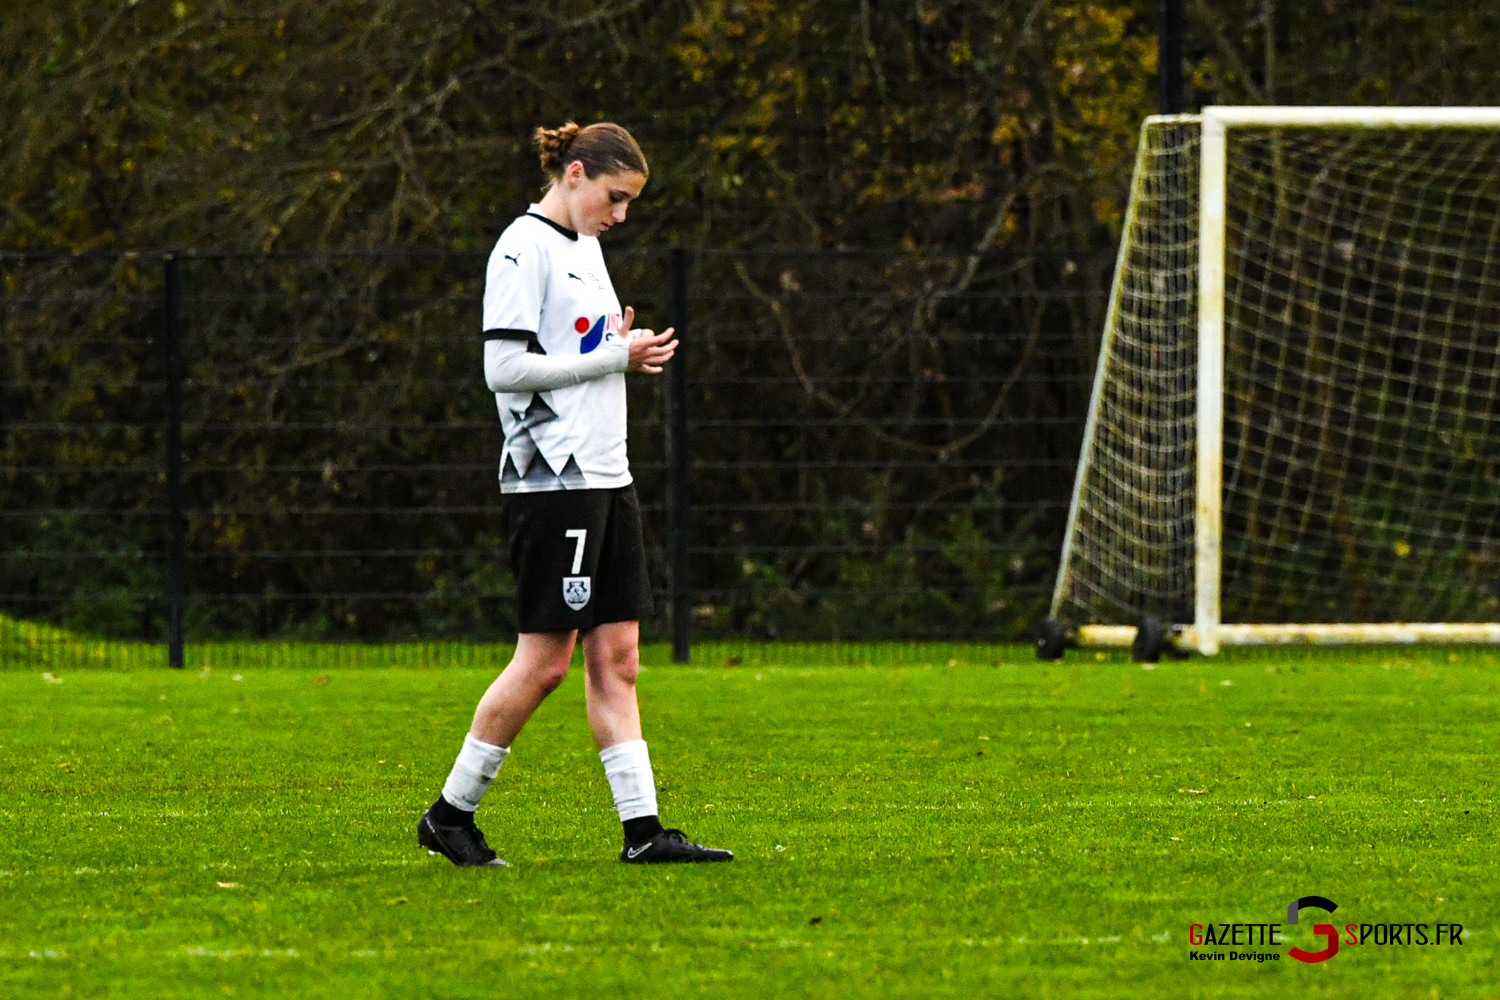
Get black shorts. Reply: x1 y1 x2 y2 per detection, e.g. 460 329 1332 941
502 485 655 633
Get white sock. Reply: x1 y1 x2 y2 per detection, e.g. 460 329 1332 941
440 734 510 812
599 739 659 822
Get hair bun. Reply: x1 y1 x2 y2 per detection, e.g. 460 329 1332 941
553 121 581 153
533 122 582 174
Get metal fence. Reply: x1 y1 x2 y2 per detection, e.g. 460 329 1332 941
0 246 1110 668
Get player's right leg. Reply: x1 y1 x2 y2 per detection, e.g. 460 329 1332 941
469 630 577 747
418 631 575 867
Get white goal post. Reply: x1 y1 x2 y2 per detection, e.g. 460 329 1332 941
1048 107 1500 657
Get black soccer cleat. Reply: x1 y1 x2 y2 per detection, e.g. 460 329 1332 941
620 828 733 864
417 809 509 867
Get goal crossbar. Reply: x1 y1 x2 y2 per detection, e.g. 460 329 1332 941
1202 106 1500 128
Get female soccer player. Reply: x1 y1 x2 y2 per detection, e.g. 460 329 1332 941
417 122 732 867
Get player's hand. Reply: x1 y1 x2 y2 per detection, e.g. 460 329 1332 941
627 327 677 373
624 306 677 374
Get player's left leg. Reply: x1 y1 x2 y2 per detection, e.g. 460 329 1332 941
581 619 642 747
583 621 732 863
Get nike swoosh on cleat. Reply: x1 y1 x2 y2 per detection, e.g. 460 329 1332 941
626 844 652 859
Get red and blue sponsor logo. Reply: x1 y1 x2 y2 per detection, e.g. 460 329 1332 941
573 312 622 354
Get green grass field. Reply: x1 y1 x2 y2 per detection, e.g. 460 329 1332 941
1 643 1495 999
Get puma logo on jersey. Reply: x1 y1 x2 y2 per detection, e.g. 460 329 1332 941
503 253 521 267
567 272 584 282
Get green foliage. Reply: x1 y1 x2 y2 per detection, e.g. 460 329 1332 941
7 1 1499 251
1185 0 1500 107
8 2 1500 643
701 473 1054 640
0 0 1161 253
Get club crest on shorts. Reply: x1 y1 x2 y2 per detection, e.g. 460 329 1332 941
563 576 592 611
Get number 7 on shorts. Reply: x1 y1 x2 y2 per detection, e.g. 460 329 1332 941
565 529 587 574
561 529 591 611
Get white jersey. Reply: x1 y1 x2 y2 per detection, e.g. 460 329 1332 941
482 206 631 493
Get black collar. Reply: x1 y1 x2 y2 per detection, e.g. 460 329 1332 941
526 211 579 241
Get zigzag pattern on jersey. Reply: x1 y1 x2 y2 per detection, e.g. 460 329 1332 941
500 394 589 490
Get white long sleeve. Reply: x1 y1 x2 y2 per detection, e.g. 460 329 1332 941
483 336 629 394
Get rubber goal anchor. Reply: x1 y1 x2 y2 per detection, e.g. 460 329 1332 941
1034 617 1073 661
1132 616 1191 663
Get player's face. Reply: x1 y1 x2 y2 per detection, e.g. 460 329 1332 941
566 167 647 237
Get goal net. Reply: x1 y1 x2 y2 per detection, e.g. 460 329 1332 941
1050 107 1500 655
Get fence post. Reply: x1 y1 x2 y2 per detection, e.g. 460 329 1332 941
1157 0 1186 113
665 247 692 663
163 253 186 668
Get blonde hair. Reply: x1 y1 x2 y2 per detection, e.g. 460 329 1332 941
533 121 649 182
